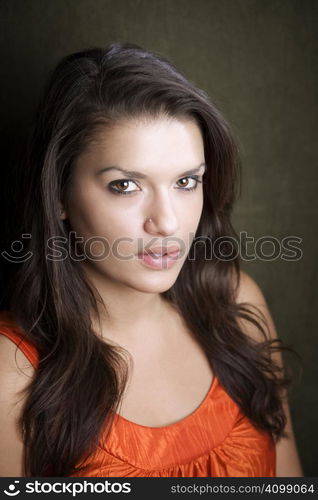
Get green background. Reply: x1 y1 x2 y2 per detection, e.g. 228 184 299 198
1 0 317 476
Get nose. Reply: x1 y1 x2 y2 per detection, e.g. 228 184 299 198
144 190 180 236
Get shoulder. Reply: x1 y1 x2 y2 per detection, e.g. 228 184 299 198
0 310 39 370
233 270 268 307
232 270 278 345
233 272 304 476
0 333 35 376
0 333 34 476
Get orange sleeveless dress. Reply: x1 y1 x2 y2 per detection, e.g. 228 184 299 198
0 310 276 477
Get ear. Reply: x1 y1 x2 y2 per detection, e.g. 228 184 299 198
59 201 67 220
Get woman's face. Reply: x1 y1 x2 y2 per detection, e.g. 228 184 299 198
63 116 205 293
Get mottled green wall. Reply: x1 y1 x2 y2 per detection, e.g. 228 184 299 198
1 0 317 475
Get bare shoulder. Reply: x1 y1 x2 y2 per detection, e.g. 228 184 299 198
232 270 276 344
232 269 287 376
0 334 34 476
0 334 35 377
232 270 304 476
233 270 268 306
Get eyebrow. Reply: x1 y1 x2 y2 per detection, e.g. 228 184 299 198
96 162 206 179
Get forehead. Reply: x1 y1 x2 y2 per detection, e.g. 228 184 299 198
77 116 205 175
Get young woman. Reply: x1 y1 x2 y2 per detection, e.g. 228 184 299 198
0 42 303 477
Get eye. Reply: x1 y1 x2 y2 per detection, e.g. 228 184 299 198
176 175 202 191
107 175 203 196
108 179 140 195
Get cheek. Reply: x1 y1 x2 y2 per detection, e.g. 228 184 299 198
67 195 139 257
183 192 203 226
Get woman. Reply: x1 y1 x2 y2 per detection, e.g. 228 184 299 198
0 42 303 477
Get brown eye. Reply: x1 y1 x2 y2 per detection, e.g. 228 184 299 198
176 176 201 191
108 179 139 195
177 178 190 187
113 181 130 191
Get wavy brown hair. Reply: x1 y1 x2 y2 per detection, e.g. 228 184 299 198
5 42 301 476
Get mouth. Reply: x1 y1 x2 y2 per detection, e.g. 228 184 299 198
139 247 180 258
136 247 181 269
146 250 177 258
139 245 180 258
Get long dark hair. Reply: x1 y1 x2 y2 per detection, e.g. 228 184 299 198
7 42 301 477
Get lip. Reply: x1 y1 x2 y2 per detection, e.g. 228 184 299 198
136 247 181 270
140 245 180 256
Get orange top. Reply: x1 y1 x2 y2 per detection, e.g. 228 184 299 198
0 310 276 477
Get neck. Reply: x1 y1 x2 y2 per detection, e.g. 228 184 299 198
82 264 170 344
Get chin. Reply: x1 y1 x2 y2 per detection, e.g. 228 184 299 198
127 273 179 294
